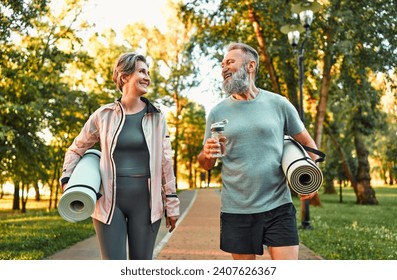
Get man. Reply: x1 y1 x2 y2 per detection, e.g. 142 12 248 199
198 42 318 260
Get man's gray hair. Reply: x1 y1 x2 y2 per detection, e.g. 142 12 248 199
226 42 259 79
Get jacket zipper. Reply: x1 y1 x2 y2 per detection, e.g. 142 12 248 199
105 102 125 224
142 112 153 221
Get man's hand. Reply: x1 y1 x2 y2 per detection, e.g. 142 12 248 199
203 137 226 159
198 137 226 170
300 191 318 201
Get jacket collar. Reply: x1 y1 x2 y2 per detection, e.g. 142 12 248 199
116 96 161 114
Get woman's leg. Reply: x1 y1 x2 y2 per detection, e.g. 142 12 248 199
127 218 161 260
93 207 128 260
117 176 161 260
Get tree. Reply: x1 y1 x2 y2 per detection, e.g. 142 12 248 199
178 101 206 188
323 0 396 204
372 74 397 185
1 0 95 210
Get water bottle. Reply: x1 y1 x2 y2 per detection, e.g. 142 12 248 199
210 119 228 158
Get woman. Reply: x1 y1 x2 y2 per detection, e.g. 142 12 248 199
59 52 180 260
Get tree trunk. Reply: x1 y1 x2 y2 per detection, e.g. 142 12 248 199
324 123 356 192
21 183 28 213
314 36 332 149
48 179 54 210
194 169 197 188
354 131 378 204
12 180 20 210
246 4 280 94
314 2 340 149
338 179 344 203
188 158 193 188
388 165 394 185
34 182 40 201
207 169 211 188
54 166 61 208
323 178 337 194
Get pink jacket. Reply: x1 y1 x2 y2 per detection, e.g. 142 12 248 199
59 97 180 224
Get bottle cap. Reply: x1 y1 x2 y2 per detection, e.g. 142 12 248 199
211 126 224 132
210 119 228 131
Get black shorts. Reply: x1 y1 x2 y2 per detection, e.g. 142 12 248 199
220 203 299 255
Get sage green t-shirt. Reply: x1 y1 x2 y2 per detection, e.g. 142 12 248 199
204 89 304 213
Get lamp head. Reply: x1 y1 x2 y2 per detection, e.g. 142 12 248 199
281 24 305 47
291 1 322 29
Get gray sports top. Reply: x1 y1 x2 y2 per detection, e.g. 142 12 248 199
114 107 150 177
204 89 304 214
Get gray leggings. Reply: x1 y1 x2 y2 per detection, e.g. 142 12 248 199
93 176 161 260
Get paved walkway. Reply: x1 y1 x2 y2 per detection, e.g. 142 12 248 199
48 188 323 260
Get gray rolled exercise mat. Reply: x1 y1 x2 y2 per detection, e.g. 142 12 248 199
282 136 324 195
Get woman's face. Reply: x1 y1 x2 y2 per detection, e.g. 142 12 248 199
124 60 151 95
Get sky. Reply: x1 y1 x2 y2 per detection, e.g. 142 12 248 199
81 0 169 33
51 0 222 114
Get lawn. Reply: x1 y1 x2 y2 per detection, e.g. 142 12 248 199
294 186 397 260
0 186 396 260
0 196 95 260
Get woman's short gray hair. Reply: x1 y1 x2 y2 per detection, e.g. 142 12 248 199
112 52 148 92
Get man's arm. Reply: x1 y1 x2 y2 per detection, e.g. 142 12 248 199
292 129 319 162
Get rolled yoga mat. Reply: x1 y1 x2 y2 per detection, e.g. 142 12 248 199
58 149 101 222
282 136 323 195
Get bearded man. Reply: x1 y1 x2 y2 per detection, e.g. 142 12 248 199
198 42 318 260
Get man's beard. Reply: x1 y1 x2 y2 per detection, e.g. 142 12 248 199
223 65 250 96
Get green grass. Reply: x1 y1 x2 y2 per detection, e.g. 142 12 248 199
294 186 397 260
0 203 95 260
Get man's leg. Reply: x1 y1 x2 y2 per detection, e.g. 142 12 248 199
264 204 300 260
231 253 256 260
220 213 264 258
268 245 299 260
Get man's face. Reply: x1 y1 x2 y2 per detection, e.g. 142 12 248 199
221 49 250 95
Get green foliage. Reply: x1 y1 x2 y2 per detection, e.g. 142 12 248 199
0 0 98 209
0 210 94 260
0 0 48 40
295 187 397 259
178 102 207 186
181 0 293 94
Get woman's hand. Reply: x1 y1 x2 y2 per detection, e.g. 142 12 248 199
166 216 179 233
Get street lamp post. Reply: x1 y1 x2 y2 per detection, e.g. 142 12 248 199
281 0 322 230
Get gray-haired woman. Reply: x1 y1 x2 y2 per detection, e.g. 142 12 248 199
60 52 180 260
